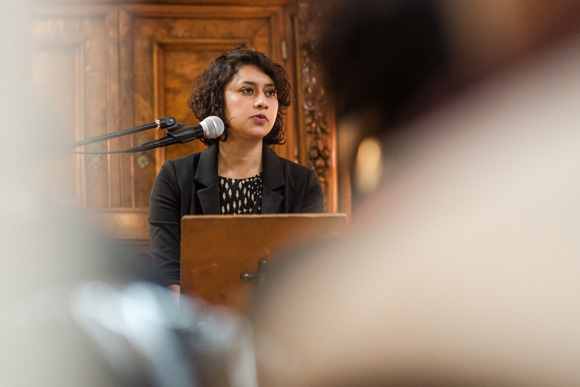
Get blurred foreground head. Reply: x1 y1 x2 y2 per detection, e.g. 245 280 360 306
318 0 580 135
250 0 580 386
317 0 449 131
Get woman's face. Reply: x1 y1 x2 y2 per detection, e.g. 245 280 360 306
223 65 279 143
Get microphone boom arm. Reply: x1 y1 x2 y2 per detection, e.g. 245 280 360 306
66 116 180 149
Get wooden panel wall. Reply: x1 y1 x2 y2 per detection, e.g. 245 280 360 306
31 5 121 207
29 0 348 242
117 4 293 208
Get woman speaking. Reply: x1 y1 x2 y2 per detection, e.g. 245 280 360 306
149 46 325 293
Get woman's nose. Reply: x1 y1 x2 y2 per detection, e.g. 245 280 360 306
254 92 269 109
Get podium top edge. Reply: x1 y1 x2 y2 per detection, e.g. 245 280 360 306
181 213 347 221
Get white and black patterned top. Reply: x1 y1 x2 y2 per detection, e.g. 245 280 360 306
219 172 264 214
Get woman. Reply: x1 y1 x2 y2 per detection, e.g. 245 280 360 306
149 46 325 293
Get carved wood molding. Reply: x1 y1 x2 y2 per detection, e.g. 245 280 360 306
294 1 336 212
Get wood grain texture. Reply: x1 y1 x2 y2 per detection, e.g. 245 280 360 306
181 214 347 313
31 6 120 207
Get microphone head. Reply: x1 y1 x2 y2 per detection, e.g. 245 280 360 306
200 116 225 139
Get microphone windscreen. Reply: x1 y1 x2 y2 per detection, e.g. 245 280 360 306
201 116 225 138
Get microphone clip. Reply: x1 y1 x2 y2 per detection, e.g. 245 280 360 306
156 116 180 130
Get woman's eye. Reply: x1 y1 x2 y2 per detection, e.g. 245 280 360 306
241 87 253 94
266 89 277 97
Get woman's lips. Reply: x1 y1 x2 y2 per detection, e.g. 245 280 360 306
252 114 268 124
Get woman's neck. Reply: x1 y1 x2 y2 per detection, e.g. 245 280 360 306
218 140 264 179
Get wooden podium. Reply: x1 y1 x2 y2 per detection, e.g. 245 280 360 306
180 214 347 312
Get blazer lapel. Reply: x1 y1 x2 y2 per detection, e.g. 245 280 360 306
194 144 221 214
261 145 284 213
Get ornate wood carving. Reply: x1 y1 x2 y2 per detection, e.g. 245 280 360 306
294 2 337 212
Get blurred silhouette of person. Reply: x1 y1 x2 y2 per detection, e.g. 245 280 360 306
249 0 580 386
1 4 257 386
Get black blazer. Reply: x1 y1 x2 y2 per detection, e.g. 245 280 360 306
149 143 325 286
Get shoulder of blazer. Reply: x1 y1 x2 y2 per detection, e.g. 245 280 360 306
162 144 217 187
265 147 314 177
162 152 199 184
165 151 201 168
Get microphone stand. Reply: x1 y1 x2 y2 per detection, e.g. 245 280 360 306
66 116 180 151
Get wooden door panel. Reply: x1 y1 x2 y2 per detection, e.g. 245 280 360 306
31 6 120 207
154 40 246 164
33 43 85 205
119 5 289 207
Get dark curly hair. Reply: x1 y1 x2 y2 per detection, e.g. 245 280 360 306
187 46 291 146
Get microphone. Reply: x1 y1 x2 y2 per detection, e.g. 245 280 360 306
123 116 224 153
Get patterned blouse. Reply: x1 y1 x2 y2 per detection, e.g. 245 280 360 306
219 172 264 214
